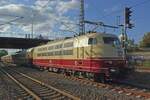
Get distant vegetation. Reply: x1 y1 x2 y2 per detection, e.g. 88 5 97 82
0 50 8 57
140 32 150 48
127 32 150 52
127 32 150 68
143 61 150 68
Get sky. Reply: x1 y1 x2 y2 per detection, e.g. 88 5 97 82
0 0 150 44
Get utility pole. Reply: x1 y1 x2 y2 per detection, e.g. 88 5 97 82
31 19 33 38
79 0 85 35
31 11 35 38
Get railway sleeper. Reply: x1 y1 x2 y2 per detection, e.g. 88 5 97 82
38 89 53 93
17 95 33 99
30 84 45 89
54 95 69 100
39 92 56 97
22 95 34 99
18 92 30 96
17 89 28 93
33 87 50 91
41 93 59 99
45 93 62 99
41 91 57 96
38 90 55 95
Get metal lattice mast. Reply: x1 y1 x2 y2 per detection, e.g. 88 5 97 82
79 0 85 35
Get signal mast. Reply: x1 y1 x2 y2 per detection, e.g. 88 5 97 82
121 7 134 56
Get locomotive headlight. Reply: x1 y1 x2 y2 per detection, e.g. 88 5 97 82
110 69 116 72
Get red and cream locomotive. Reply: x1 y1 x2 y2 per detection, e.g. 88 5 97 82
32 32 128 82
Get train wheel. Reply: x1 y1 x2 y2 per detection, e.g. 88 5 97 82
70 70 74 76
81 72 87 78
86 73 92 79
73 71 79 77
39 66 44 71
94 73 106 83
48 67 52 72
65 72 71 76
57 68 61 73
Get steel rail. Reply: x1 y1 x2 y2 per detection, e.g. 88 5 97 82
0 67 41 100
46 71 150 99
4 67 80 100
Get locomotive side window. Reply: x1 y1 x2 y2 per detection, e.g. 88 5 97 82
64 42 73 48
55 44 62 49
48 46 54 50
48 52 54 56
55 51 62 55
38 47 47 51
37 53 41 57
63 50 73 55
88 38 97 45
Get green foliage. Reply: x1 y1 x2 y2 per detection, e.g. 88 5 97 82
143 61 150 68
140 32 150 47
127 38 139 52
0 50 8 57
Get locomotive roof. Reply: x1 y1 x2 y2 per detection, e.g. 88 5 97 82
27 48 34 52
47 32 117 43
34 32 118 48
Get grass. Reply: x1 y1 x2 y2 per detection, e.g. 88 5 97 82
129 60 150 68
143 61 150 68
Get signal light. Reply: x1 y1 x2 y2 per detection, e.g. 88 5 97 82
125 7 133 28
128 23 134 29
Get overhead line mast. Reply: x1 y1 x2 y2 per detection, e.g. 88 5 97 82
79 0 118 36
79 0 85 35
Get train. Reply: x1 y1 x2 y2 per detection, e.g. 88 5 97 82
1 32 129 82
1 54 14 64
1 49 33 66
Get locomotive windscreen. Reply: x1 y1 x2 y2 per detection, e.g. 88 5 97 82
103 37 120 47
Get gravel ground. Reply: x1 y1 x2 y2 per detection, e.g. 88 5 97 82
0 64 11 100
9 65 145 100
125 71 150 89
0 76 9 100
0 68 19 100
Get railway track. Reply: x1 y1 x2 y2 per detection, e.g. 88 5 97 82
0 66 80 100
0 67 39 99
45 70 150 100
2 65 150 100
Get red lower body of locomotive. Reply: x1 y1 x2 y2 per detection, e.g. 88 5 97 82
33 58 128 82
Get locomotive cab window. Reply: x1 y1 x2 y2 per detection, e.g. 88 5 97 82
88 38 97 45
103 37 120 47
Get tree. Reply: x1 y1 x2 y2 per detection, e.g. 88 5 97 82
140 32 150 48
127 38 139 52
0 50 8 57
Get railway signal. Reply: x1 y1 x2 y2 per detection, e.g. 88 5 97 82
125 7 133 29
121 7 134 57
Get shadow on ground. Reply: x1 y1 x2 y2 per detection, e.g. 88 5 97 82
126 71 150 88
